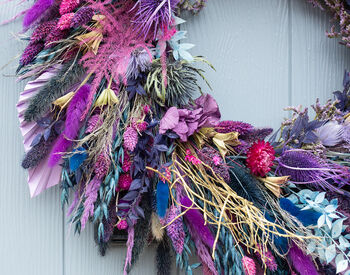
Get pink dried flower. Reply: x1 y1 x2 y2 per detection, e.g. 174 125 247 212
166 206 185 254
30 20 58 42
143 105 151 114
85 114 103 133
255 245 277 271
123 126 138 152
241 256 256 275
212 155 221 165
159 167 171 183
215 120 254 135
197 146 229 182
119 173 132 190
246 140 275 177
45 27 69 48
116 219 128 230
185 149 202 165
94 153 110 179
57 13 74 30
20 42 44 66
59 0 80 15
135 121 148 132
121 150 132 172
71 7 94 28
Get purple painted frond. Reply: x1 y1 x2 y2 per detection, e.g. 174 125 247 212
132 0 179 39
166 205 185 254
48 84 90 167
180 196 214 248
81 177 101 230
23 0 54 28
288 242 318 275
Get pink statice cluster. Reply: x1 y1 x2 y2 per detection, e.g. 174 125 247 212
185 149 201 165
159 167 171 183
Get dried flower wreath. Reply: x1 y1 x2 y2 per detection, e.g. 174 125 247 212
8 0 350 274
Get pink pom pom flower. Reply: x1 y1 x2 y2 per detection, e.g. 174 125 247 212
119 173 132 190
123 126 138 152
246 140 275 177
116 219 128 230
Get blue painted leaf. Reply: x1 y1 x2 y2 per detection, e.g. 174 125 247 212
156 180 169 218
31 133 42 147
69 147 88 172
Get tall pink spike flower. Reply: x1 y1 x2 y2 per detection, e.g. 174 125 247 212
59 0 80 15
57 13 74 30
241 256 256 275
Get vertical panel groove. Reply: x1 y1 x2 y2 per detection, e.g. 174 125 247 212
288 0 293 112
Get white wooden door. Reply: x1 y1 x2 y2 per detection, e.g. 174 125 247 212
1 0 349 274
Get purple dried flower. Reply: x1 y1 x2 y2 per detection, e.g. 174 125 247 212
315 121 344 146
198 146 230 182
123 126 138 152
30 19 58 42
255 244 277 271
126 48 152 79
276 149 350 191
166 205 185 254
85 114 103 133
44 27 69 49
241 127 273 142
94 153 110 179
71 7 94 28
132 0 179 39
20 42 44 66
215 120 253 135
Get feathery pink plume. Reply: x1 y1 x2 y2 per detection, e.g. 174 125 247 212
23 0 54 28
124 225 135 275
80 177 101 230
180 196 214 248
48 84 90 167
288 242 318 275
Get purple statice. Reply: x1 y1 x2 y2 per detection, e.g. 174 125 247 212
20 42 44 66
132 0 179 39
30 19 58 42
215 120 253 135
276 149 350 191
166 205 185 254
197 146 230 182
314 121 344 147
126 48 152 79
70 7 94 28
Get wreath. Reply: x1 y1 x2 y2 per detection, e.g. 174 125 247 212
8 0 350 274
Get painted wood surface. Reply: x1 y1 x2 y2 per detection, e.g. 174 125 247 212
1 0 350 274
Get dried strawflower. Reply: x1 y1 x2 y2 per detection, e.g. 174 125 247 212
246 140 275 177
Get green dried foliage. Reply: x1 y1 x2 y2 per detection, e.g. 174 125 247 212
146 57 213 107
